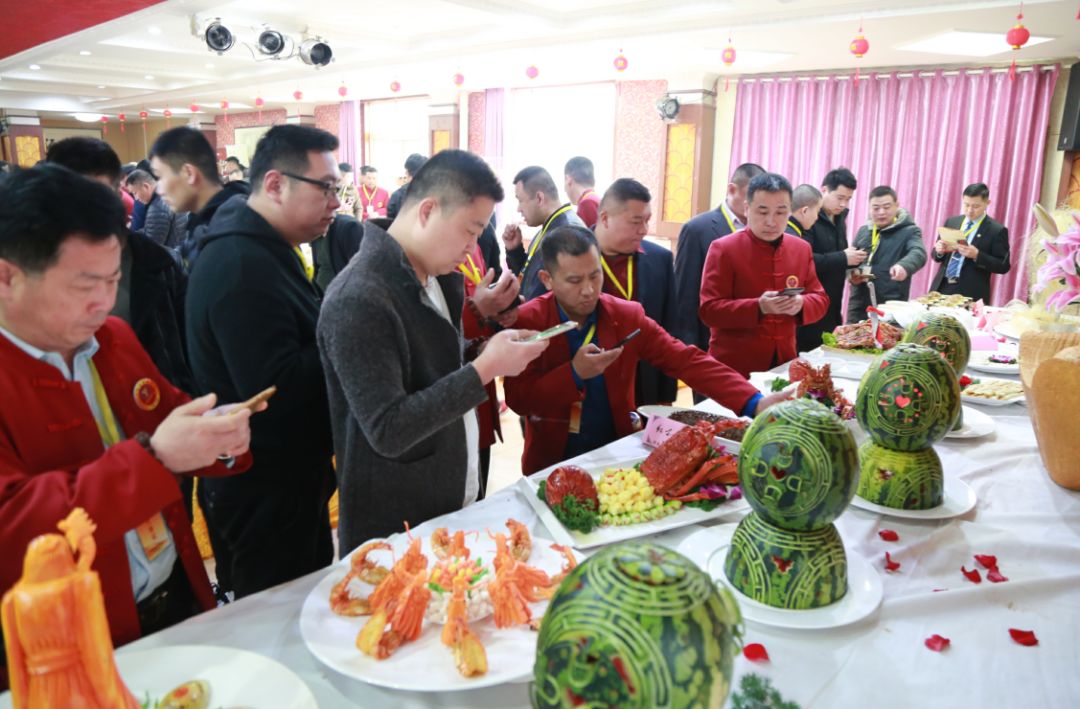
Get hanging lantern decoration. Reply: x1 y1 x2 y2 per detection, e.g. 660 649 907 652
254 95 265 122
118 112 126 134
849 21 870 86
139 110 149 138
721 38 736 92
453 72 465 87
293 89 303 102
390 80 401 93
220 99 229 125
163 108 172 128
189 103 200 114
338 83 348 99
613 50 628 73
1005 4 1031 81
526 65 539 80
100 115 108 136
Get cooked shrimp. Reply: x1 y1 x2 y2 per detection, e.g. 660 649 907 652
328 540 392 616
506 519 532 562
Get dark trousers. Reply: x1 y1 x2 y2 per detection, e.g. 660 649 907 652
137 559 202 636
477 446 492 500
199 459 336 599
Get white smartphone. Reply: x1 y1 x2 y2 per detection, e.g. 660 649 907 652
520 321 578 343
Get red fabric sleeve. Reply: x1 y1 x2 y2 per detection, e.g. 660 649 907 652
699 240 762 329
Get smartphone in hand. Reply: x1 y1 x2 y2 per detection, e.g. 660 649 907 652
520 321 578 343
612 328 641 349
778 287 805 297
230 386 277 415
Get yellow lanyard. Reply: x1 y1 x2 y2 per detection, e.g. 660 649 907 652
87 361 122 447
582 323 596 347
458 253 483 285
787 220 802 236
721 202 737 233
293 246 314 281
600 255 634 300
963 218 981 240
522 204 574 274
362 184 376 204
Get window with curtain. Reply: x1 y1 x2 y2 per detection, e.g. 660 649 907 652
362 96 430 187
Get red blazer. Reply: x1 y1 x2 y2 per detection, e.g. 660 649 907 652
360 186 390 219
0 318 248 647
506 293 758 475
700 229 829 378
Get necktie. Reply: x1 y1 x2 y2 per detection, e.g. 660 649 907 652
945 220 971 281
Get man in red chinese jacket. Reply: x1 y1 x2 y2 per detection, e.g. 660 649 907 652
700 173 830 378
358 165 390 219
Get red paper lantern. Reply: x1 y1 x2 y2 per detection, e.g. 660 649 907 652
138 110 148 120
613 53 628 72
1006 5 1031 80
255 96 265 122
100 115 108 135
453 73 465 87
189 103 199 113
338 84 348 98
293 90 303 101
220 99 229 110
526 65 539 79
390 80 401 93
721 41 736 92
850 21 870 86
118 112 126 133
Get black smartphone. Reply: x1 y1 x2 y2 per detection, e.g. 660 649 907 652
778 287 805 296
613 328 642 348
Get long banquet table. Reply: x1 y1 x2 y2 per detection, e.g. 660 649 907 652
68 352 1080 707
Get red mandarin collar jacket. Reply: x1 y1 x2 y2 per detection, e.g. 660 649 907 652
700 229 830 378
0 318 249 647
506 293 758 475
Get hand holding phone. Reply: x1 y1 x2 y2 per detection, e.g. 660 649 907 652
520 321 578 342
611 328 641 349
230 386 277 415
778 287 805 297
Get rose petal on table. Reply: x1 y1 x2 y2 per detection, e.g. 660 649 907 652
961 565 982 583
743 643 770 662
925 634 951 652
884 552 901 572
987 569 1009 583
974 554 998 571
878 529 900 542
1008 629 1038 646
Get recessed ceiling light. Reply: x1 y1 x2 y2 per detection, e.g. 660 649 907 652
898 30 1053 58
97 85 106 89
29 64 40 70
74 112 105 123
80 50 92 56
145 74 155 80
205 63 214 69
148 26 162 36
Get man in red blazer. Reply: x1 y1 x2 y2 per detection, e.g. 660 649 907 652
506 226 790 475
700 173 830 378
0 165 257 656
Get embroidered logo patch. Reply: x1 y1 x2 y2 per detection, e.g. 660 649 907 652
786 275 800 289
132 378 161 411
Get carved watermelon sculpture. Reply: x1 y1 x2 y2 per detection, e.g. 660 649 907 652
856 441 944 509
902 312 972 374
738 398 859 531
856 343 961 452
532 542 741 709
724 511 847 608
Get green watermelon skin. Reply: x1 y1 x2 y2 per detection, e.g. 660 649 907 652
532 542 741 709
902 312 972 374
738 398 858 531
856 441 944 509
856 343 961 452
724 512 847 609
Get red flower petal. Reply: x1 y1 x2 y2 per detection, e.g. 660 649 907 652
974 554 998 571
924 634 951 652
884 552 901 572
1008 628 1038 646
961 565 982 583
743 643 770 662
987 569 1009 583
932 588 947 593
878 529 899 542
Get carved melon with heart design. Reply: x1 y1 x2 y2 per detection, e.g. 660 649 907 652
856 440 944 509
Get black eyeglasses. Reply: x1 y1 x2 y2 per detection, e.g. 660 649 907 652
281 171 337 200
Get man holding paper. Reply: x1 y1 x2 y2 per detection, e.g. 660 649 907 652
929 183 1010 304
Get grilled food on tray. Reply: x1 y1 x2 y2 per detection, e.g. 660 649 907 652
916 291 975 310
827 320 903 351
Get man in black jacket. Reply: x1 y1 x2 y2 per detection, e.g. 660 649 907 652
150 127 251 270
929 182 1010 304
124 169 187 249
185 125 339 598
386 153 428 222
796 167 867 352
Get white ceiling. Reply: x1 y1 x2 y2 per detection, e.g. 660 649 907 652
1 0 1077 119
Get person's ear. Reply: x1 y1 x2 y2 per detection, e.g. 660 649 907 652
262 170 287 204
416 197 438 228
0 258 25 298
538 268 554 291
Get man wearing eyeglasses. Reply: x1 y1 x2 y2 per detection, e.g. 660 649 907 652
184 125 339 599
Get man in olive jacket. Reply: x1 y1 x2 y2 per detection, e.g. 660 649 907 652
847 185 927 323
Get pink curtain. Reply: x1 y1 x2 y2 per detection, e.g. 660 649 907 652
729 65 1060 305
337 100 360 181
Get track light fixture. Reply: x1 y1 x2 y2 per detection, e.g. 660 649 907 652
191 16 332 68
257 29 286 56
299 39 333 67
204 20 235 54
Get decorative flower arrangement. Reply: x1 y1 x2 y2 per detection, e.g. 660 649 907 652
1034 213 1080 312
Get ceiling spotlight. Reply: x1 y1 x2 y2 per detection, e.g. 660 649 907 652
656 96 680 121
299 39 332 67
80 50 92 56
204 21 235 54
258 29 286 56
145 74 155 80
29 64 41 70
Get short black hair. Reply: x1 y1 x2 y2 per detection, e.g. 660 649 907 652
963 182 990 200
541 225 598 274
45 137 122 185
792 184 822 212
514 166 559 201
869 185 898 202
225 156 242 165
823 167 857 191
150 127 222 185
401 149 504 212
747 173 793 203
338 162 353 173
248 125 339 192
360 165 377 175
404 153 428 176
600 178 651 211
0 164 126 274
125 169 154 187
731 162 766 188
564 156 595 187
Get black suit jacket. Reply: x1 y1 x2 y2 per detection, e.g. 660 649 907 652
632 240 679 405
796 209 850 352
673 206 738 350
506 206 584 301
929 215 1010 304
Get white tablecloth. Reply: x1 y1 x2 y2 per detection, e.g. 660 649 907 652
13 352 1079 708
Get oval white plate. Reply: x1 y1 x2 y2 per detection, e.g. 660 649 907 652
300 528 566 692
850 475 977 520
637 404 680 419
677 527 883 630
966 355 1020 376
944 406 996 439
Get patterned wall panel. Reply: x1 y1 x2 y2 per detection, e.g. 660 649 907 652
432 129 451 155
14 134 42 167
614 80 668 213
314 104 341 138
215 109 287 147
468 92 485 154
662 123 696 223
